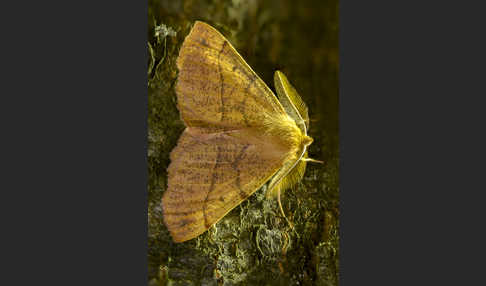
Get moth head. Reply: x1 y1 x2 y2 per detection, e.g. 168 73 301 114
302 135 313 147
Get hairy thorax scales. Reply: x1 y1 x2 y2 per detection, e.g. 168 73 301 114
261 112 306 160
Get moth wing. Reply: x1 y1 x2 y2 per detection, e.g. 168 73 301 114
274 71 310 133
162 128 290 242
176 21 286 131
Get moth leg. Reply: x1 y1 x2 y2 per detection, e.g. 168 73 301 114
302 158 324 164
277 186 295 230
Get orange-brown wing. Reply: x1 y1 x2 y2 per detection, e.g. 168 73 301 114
175 21 286 131
162 128 290 242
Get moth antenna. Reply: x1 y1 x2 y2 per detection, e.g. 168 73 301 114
303 158 324 164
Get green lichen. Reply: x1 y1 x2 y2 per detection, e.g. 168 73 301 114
148 1 339 285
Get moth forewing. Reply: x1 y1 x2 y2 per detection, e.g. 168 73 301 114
175 21 287 130
274 71 310 132
164 129 288 242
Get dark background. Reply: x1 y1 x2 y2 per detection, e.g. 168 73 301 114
148 0 338 285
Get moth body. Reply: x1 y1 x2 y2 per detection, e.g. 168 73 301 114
261 113 304 161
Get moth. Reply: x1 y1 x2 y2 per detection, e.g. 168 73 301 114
162 21 322 243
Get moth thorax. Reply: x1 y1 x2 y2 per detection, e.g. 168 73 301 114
262 114 303 152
